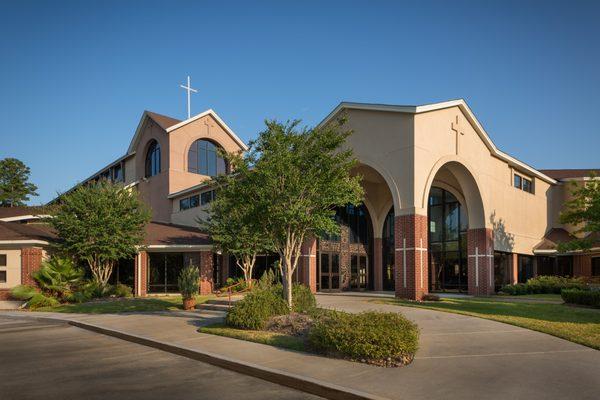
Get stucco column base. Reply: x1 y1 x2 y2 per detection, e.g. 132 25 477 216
467 228 494 296
394 214 429 300
300 238 317 293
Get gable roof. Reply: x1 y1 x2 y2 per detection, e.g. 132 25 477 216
319 99 558 185
0 206 47 220
127 109 248 154
0 221 57 244
538 169 600 181
533 228 576 252
144 221 211 247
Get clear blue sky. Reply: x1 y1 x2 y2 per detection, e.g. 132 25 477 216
1 0 599 204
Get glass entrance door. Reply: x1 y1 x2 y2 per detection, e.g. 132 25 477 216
148 253 184 293
350 254 368 290
319 252 340 291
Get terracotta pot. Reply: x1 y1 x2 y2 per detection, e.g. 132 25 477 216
182 297 196 310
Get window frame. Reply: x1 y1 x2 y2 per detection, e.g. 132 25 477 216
145 140 161 178
0 254 6 267
188 139 228 177
0 270 6 283
513 171 534 194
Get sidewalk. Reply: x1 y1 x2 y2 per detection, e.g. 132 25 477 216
2 294 599 400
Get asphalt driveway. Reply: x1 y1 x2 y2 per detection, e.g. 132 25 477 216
0 316 321 400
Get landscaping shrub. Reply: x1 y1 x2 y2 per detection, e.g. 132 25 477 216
226 286 288 330
422 294 440 301
526 276 586 294
32 256 85 301
112 283 133 298
10 284 38 301
308 311 419 366
500 283 528 295
561 288 600 307
291 284 317 313
28 293 60 309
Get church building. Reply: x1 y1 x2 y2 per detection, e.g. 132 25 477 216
3 99 598 300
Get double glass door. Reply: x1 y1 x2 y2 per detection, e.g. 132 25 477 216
350 254 368 290
148 253 184 293
319 252 340 291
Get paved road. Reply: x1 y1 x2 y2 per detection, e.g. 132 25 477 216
0 316 321 400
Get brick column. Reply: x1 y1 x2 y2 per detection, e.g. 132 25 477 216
21 247 43 286
467 228 494 296
373 238 383 291
199 251 214 295
300 238 317 293
134 251 148 297
510 253 519 284
395 214 428 300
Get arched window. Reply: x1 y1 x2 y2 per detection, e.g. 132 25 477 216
145 140 161 178
188 139 227 177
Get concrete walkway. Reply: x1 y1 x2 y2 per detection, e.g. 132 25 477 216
2 294 599 400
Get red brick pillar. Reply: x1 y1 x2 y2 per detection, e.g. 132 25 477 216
467 228 494 296
395 214 428 300
199 251 214 295
134 251 148 297
373 238 383 291
21 247 43 286
300 238 317 293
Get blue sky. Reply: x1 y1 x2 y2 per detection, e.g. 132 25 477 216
1 0 599 204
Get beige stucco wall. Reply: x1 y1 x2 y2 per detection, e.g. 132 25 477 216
170 189 211 228
168 114 244 195
338 105 558 255
0 249 21 289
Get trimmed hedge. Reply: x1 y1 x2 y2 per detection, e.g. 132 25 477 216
226 284 317 330
308 311 419 365
561 289 600 308
501 276 586 295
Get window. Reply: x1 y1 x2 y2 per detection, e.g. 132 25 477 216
112 163 124 182
514 172 534 194
0 254 6 266
0 271 5 283
179 194 200 211
200 190 216 205
514 174 522 189
145 140 161 178
518 255 534 283
592 258 600 277
188 139 227 177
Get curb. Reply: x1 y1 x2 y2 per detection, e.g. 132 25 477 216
3 313 389 400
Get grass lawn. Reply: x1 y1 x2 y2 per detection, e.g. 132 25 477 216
199 323 305 351
35 295 213 314
376 297 600 350
488 293 563 302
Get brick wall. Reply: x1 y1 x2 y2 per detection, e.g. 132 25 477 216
300 238 317 293
394 214 428 300
467 228 494 296
21 247 43 287
199 251 213 295
134 251 148 296
373 238 383 291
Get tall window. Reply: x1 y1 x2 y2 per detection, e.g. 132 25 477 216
145 140 161 178
188 139 227 177
428 187 468 292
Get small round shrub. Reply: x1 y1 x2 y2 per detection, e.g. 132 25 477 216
422 294 440 301
112 283 133 298
291 284 317 313
226 287 288 330
308 311 419 365
10 284 38 301
178 265 199 299
28 293 60 310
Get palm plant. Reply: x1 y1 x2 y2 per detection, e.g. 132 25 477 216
32 256 85 300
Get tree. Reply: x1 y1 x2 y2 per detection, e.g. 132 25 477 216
0 158 38 206
558 174 600 252
235 119 363 308
202 154 274 286
49 180 151 287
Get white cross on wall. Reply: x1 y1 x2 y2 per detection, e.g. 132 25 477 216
468 247 494 288
396 238 427 289
450 115 465 154
180 76 198 119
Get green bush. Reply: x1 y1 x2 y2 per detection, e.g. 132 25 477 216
10 284 38 301
526 276 586 294
308 311 419 364
33 256 85 300
28 293 60 309
500 283 528 295
291 284 317 313
561 288 600 307
178 264 199 299
226 286 288 330
112 283 133 298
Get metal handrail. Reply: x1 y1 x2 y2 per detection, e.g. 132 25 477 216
215 279 256 307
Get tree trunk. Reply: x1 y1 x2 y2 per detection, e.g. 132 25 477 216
282 255 293 309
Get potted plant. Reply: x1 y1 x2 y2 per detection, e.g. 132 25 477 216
178 264 200 310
